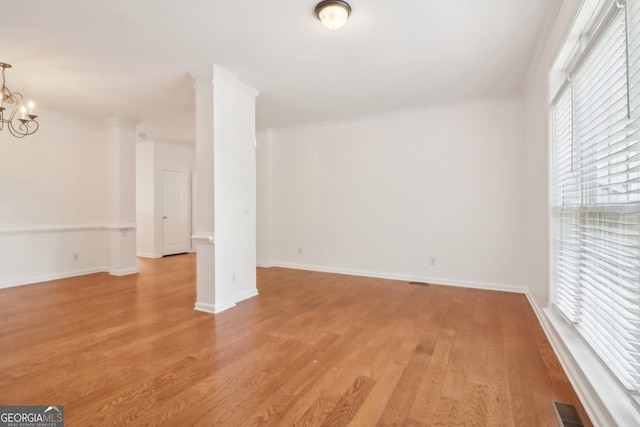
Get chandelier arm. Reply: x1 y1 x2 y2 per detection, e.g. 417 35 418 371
8 119 39 138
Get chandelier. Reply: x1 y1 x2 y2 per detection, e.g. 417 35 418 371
0 62 39 138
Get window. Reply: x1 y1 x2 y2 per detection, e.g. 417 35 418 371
551 0 640 396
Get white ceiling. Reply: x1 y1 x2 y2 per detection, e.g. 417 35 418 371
2 0 553 143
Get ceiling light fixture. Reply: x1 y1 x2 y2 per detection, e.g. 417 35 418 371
0 62 39 138
315 0 351 30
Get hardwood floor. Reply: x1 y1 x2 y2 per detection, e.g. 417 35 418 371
0 254 590 426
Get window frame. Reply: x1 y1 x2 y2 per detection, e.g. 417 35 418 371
550 0 640 403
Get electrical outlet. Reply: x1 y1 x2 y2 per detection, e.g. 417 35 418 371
430 257 436 266
73 253 79 261
298 248 302 255
232 272 236 282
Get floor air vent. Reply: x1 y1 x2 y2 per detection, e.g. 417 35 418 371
553 401 585 427
409 281 431 286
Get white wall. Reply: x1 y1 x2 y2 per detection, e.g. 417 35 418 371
259 97 526 292
0 112 111 287
256 128 273 267
136 141 195 258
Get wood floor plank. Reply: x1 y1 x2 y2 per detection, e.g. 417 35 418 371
319 375 376 427
346 360 406 426
406 327 456 423
236 332 347 427
375 310 445 426
292 398 336 427
0 255 591 426
248 329 368 426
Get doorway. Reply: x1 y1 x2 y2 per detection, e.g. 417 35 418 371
162 170 191 256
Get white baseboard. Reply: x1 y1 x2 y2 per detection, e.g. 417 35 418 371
213 300 237 313
0 267 108 290
272 262 526 294
109 267 139 276
136 252 162 259
526 294 640 427
195 299 236 314
194 301 217 314
194 289 257 315
235 288 259 303
1 265 140 288
256 262 273 268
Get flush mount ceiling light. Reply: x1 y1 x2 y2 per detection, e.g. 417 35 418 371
315 0 351 30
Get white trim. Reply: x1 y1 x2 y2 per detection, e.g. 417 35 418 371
234 288 259 303
235 80 260 98
527 293 640 427
189 66 213 86
213 64 239 83
195 300 237 314
104 225 137 232
549 0 613 98
213 300 237 314
104 116 138 129
195 290 258 315
272 262 526 294
194 301 216 314
521 0 565 90
0 226 105 235
263 95 522 133
109 267 139 276
37 108 104 128
0 267 107 289
192 231 215 245
256 262 273 268
0 225 136 235
136 252 163 259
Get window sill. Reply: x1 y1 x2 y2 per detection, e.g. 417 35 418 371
539 306 640 426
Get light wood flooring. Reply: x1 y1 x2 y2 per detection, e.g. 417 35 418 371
0 254 590 426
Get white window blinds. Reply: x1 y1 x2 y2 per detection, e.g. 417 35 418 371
552 83 581 323
551 0 640 395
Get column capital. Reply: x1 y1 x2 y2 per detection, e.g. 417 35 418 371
190 64 237 86
213 64 239 83
190 65 259 98
189 66 214 88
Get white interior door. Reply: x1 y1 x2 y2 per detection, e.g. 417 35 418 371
162 170 191 256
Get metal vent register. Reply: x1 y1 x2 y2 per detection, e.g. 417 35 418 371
553 401 585 427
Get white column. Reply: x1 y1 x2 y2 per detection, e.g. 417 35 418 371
105 117 139 276
191 65 259 314
213 66 260 311
191 67 217 313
